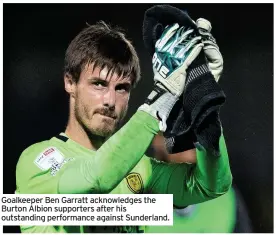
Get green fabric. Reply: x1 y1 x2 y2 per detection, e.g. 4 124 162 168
16 111 157 233
146 187 236 233
16 111 232 233
148 134 232 207
58 111 159 194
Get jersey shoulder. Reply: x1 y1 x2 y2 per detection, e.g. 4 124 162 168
16 136 66 170
17 140 52 170
15 136 71 193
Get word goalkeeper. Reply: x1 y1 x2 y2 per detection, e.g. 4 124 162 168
16 6 232 234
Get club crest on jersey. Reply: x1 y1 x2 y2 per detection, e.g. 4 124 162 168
126 172 144 194
152 53 169 78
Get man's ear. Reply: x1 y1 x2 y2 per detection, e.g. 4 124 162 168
64 73 76 97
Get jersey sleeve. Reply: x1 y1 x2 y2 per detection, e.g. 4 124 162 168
147 133 232 207
17 111 159 195
16 142 76 194
58 111 159 194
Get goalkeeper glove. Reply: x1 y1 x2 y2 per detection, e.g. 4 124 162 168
139 23 203 131
197 18 223 82
164 19 226 155
142 5 226 155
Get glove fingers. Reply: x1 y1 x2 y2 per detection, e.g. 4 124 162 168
156 23 179 50
174 33 200 58
143 5 197 56
168 29 197 56
196 18 212 33
196 18 223 82
163 41 203 95
159 41 203 97
177 28 196 43
203 45 223 82
183 42 204 69
204 44 223 62
183 35 202 51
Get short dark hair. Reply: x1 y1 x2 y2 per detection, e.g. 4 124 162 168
64 21 141 87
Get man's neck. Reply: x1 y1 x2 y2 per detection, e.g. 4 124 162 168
65 118 104 151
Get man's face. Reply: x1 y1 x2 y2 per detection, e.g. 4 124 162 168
72 64 131 137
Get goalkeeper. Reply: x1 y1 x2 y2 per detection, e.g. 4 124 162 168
16 8 232 234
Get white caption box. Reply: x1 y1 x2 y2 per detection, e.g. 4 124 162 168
0 194 173 226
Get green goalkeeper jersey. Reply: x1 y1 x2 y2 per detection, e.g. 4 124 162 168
146 187 236 233
16 111 232 233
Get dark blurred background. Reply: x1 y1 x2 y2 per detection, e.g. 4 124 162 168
3 3 273 233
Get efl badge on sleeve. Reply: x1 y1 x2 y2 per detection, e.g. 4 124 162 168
34 147 73 176
126 172 144 194
34 147 64 170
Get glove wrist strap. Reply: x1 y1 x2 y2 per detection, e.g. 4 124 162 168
186 64 210 86
138 83 179 132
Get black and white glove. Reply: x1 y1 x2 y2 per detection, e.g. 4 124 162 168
163 19 226 156
142 6 226 155
197 18 223 82
139 23 203 131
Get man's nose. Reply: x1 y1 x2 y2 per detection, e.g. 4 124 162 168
103 88 116 109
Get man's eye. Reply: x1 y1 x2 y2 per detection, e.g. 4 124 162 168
93 82 106 88
116 85 130 93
